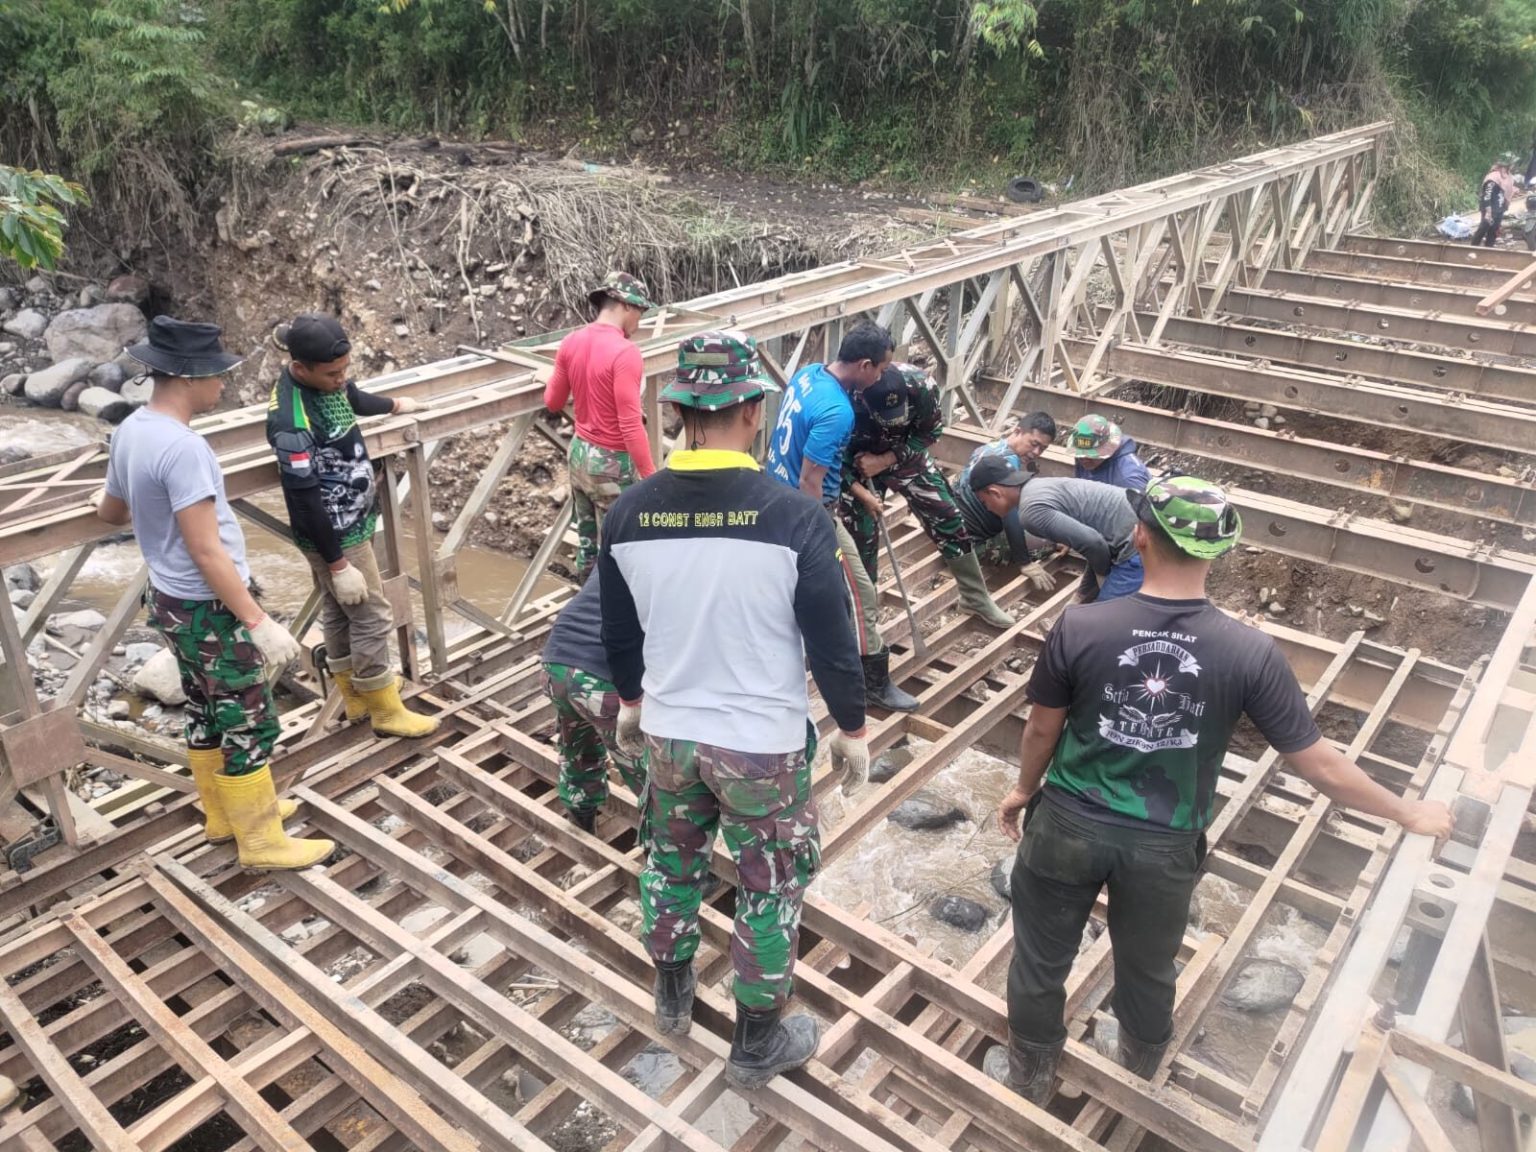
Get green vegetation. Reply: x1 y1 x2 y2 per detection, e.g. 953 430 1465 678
0 167 87 270
3 0 1536 241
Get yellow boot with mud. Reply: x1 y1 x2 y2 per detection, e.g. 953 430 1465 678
354 670 440 738
213 765 333 870
327 655 369 724
187 746 296 843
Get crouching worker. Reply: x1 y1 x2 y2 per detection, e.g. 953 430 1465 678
541 569 645 832
99 317 333 870
265 313 437 738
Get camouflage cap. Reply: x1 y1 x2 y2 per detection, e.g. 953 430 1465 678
1071 414 1124 460
587 271 654 311
1128 475 1242 560
660 329 781 411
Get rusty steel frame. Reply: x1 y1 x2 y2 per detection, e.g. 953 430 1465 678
0 122 1533 1150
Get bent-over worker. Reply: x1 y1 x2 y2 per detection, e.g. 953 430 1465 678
266 314 438 739
99 317 333 871
986 475 1453 1103
599 331 868 1089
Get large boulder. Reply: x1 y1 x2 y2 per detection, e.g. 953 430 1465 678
44 303 147 364
87 361 126 393
119 376 154 407
929 895 989 933
4 563 40 593
0 373 25 397
2 309 48 341
889 791 968 831
989 857 1012 901
76 386 132 423
132 648 187 705
23 358 94 407
48 608 107 648
105 275 151 306
122 641 162 668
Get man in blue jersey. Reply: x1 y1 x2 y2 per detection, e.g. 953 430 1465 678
767 321 918 712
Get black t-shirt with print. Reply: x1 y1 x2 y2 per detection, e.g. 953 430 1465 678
1026 594 1321 832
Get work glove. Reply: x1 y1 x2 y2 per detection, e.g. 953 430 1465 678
829 729 871 796
247 614 301 674
330 562 369 606
1020 561 1056 593
616 699 645 758
392 395 423 414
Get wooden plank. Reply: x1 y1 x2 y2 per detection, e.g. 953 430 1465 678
1458 937 1522 1152
1388 1027 1536 1115
1311 1023 1389 1152
1379 1056 1458 1152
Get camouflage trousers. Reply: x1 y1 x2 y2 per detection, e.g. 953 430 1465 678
839 452 971 581
541 662 645 814
640 731 820 1010
568 434 638 579
145 588 279 777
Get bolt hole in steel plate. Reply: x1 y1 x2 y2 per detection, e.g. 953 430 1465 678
1468 333 1480 343
1433 367 1447 378
1420 902 1447 920
1378 319 1391 330
1293 306 1306 317
1415 557 1436 574
1465 484 1483 503
1335 352 1348 362
1495 304 1508 316
1396 404 1410 417
1217 434 1232 447
1245 335 1257 346
1284 385 1300 399
1440 270 1452 282
1429 873 1455 890
1268 521 1288 537
1334 459 1351 473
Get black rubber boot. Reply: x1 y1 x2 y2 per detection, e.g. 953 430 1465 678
982 1036 1065 1106
726 1005 820 1089
569 807 598 834
1117 1029 1169 1078
653 960 696 1036
862 651 919 712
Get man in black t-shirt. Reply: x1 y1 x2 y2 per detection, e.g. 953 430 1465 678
984 476 1453 1105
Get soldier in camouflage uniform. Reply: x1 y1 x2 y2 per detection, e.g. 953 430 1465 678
598 330 869 1089
98 317 332 871
985 475 1453 1104
840 362 1014 627
544 272 658 580
539 569 645 831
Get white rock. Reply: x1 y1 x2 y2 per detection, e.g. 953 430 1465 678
8 589 34 609
106 699 131 720
1267 601 1285 615
393 324 410 338
478 283 497 297
122 641 161 667
76 386 132 423
22 358 94 407
0 373 25 396
1260 403 1278 418
132 648 188 705
1253 417 1271 431
49 608 106 635
0 1072 16 1108
2 309 47 341
44 304 148 363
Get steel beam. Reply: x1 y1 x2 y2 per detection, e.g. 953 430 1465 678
986 375 1536 528
1305 247 1536 294
1341 233 1536 273
1065 337 1536 449
1209 284 1536 360
1145 313 1536 408
1257 265 1536 325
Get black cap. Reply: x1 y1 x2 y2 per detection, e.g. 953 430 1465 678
286 312 352 364
968 454 1032 491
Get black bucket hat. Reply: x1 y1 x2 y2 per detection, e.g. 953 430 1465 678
126 317 244 379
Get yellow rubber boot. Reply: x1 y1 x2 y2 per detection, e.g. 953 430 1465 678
327 656 369 724
354 670 441 738
213 765 334 871
187 747 296 843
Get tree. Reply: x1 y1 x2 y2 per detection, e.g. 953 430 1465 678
0 166 87 271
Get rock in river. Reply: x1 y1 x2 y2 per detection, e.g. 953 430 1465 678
929 895 989 932
989 857 1012 901
889 791 967 831
1220 958 1304 1014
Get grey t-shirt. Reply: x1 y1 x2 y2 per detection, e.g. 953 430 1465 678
1019 476 1138 576
104 408 250 600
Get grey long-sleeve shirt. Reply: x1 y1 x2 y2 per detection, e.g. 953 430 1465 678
1018 477 1138 576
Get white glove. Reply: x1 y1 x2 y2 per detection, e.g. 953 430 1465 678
1020 561 1056 593
392 395 422 414
616 699 645 757
247 614 301 673
830 729 870 795
330 562 369 606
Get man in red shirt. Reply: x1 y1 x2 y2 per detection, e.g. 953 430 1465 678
544 272 657 579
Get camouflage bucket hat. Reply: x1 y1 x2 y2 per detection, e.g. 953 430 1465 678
1071 414 1123 459
661 330 781 411
587 271 654 311
1128 475 1243 560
